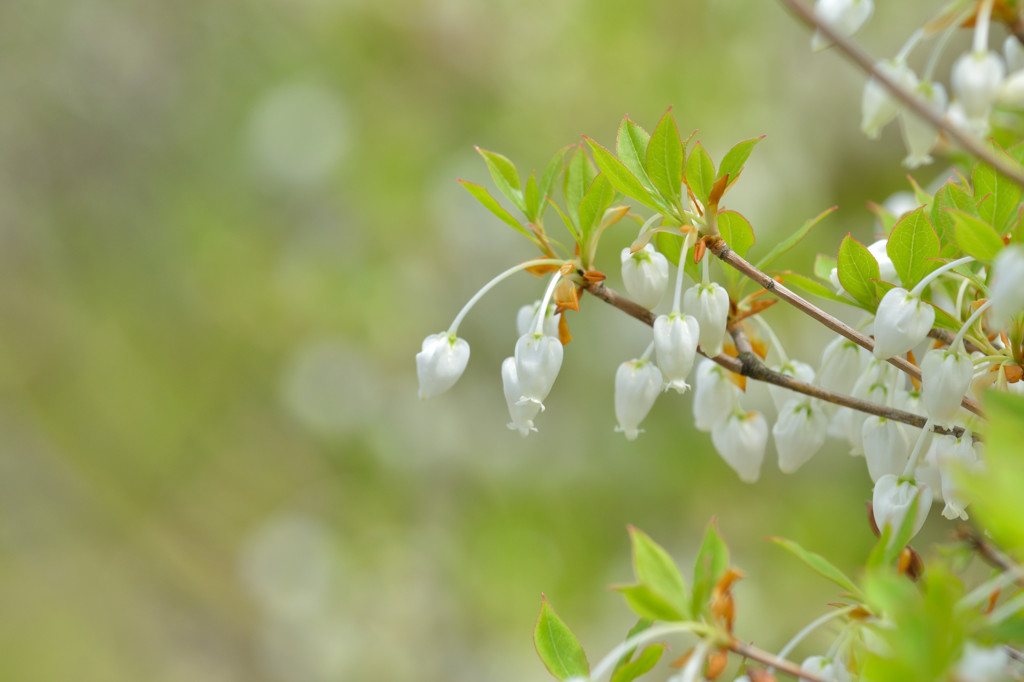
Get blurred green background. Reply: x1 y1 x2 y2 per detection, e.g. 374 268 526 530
0 0 963 680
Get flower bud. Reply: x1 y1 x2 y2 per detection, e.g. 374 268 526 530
615 358 663 440
773 398 829 473
862 60 918 139
801 656 851 682
416 332 470 399
920 347 973 424
817 337 867 397
513 332 563 409
693 358 740 432
501 357 541 436
516 300 559 338
872 474 932 541
683 282 730 357
712 410 768 483
951 50 1006 129
899 81 948 168
862 416 909 482
621 245 669 309
768 360 816 409
872 287 935 360
654 313 700 393
989 244 1024 330
811 0 873 52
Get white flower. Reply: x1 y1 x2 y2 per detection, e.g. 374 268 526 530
989 245 1024 330
654 313 700 393
774 398 829 473
614 358 663 440
621 245 669 309
954 641 1010 682
513 332 563 409
951 50 1006 128
801 655 851 682
920 347 973 424
416 332 470 399
1006 35 1024 73
935 434 979 520
872 474 932 541
693 358 739 432
516 300 559 338
862 60 918 139
683 282 730 357
811 0 873 51
769 360 816 409
873 287 935 359
817 337 867 397
998 69 1024 108
712 410 768 483
899 81 948 168
501 357 541 436
862 416 909 482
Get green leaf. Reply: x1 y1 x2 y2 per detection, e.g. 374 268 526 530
656 231 685 269
578 174 615 242
685 142 715 207
539 146 571 204
973 151 1023 233
476 147 525 213
646 109 684 207
691 521 729 617
837 234 881 308
617 116 655 192
547 197 580 242
458 179 538 244
628 526 690 619
610 644 664 682
613 583 686 622
585 137 660 210
756 206 836 270
814 254 837 282
534 597 590 680
524 171 540 222
717 211 754 259
948 209 1005 263
717 136 764 186
886 207 941 288
770 537 860 594
564 146 597 228
931 181 974 257
780 271 870 310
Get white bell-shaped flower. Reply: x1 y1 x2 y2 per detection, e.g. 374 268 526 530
416 332 471 399
862 416 909 481
868 239 901 285
653 313 700 393
683 282 730 357
844 360 897 453
773 398 829 473
811 0 873 51
934 434 979 520
1006 35 1024 73
954 642 1011 682
998 69 1024 108
614 358 663 440
516 300 559 338
920 347 973 424
899 81 948 168
873 287 935 359
513 332 563 409
693 358 740 432
801 656 851 682
989 244 1024 330
951 50 1006 128
621 245 669 309
872 474 932 541
711 410 768 483
768 360 816 409
501 357 541 436
817 337 867 397
862 60 918 139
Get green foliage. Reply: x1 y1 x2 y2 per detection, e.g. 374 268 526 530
717 136 764 190
646 109 685 211
756 206 836 270
886 207 940 289
685 142 715 207
770 537 860 595
949 209 1006 263
837 234 881 307
618 526 691 621
477 147 526 214
973 151 1023 234
691 521 730 618
931 181 975 257
534 597 590 680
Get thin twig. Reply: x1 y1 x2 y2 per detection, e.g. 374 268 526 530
729 639 828 682
956 525 1024 590
582 280 969 439
928 327 982 355
777 0 1024 189
705 236 986 419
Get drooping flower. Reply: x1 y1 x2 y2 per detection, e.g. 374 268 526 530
862 60 918 139
801 656 852 682
872 287 935 359
1006 35 1024 74
693 358 740 432
899 80 948 168
920 347 973 424
989 244 1024 330
416 332 471 399
621 245 669 309
768 360 816 409
653 313 700 393
513 332 563 409
683 282 730 357
515 300 559 338
954 642 1011 682
872 474 932 541
774 398 829 473
712 410 768 483
817 337 867 398
501 357 541 436
951 50 1007 133
862 416 910 481
614 358 663 440
935 434 979 520
811 0 874 52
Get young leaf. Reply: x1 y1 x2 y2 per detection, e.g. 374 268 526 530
973 152 1023 233
717 136 764 187
578 174 615 242
886 207 941 288
769 537 860 595
617 116 655 192
930 181 974 256
717 211 754 259
524 171 540 222
948 209 1004 263
756 206 836 270
610 644 664 682
656 231 685 268
814 254 838 282
685 142 715 206
564 146 597 228
837 234 881 308
628 526 690 619
585 137 660 210
613 583 686 622
458 179 538 244
691 521 729 617
646 109 684 207
534 597 590 680
476 147 526 213
780 271 872 310
540 146 571 204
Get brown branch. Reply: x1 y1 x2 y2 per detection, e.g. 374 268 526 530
705 237 986 419
582 280 969 439
728 639 829 682
777 0 1024 189
927 327 982 355
955 525 1024 590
